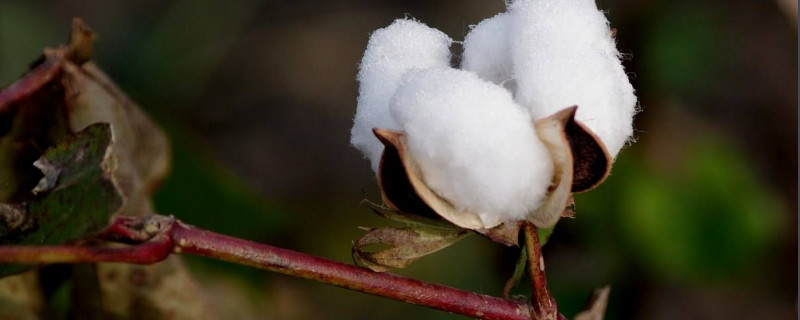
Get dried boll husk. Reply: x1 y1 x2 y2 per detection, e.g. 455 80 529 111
373 106 610 245
529 106 611 228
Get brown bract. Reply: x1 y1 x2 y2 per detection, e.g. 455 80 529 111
372 106 611 246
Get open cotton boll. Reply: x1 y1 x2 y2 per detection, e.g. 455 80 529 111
351 19 453 172
462 13 514 90
390 68 553 227
509 0 637 157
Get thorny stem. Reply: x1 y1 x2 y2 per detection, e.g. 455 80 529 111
0 215 535 320
523 223 562 320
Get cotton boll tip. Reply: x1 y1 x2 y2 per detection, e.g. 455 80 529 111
351 19 453 173
508 0 637 159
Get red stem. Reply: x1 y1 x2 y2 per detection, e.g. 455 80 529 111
524 223 560 320
0 56 62 113
0 217 535 320
0 236 172 264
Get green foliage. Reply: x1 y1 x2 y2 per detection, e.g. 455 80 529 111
643 3 723 96
619 139 783 282
577 137 783 284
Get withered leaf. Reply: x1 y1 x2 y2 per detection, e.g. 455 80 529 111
0 270 42 320
353 226 469 272
96 256 214 319
0 57 70 203
0 18 170 217
0 123 122 277
0 18 209 319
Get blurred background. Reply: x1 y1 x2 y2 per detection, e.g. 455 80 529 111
0 0 796 318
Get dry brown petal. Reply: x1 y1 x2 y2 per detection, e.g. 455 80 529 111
374 128 487 230
563 108 612 193
530 106 612 227
529 108 575 228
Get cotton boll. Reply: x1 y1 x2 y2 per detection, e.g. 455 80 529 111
351 19 453 172
509 0 637 157
390 68 553 227
462 13 515 90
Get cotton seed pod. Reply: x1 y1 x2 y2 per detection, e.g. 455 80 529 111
373 106 610 245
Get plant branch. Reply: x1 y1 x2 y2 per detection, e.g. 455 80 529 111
524 223 562 320
0 215 535 320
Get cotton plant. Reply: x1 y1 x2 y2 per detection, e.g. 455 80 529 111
350 0 637 273
0 5 636 320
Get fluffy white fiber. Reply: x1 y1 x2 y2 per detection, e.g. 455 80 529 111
350 1 636 226
509 0 637 157
461 13 514 90
351 19 453 172
390 68 554 227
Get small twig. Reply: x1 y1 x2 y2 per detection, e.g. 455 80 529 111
523 222 562 320
0 235 172 264
0 215 535 320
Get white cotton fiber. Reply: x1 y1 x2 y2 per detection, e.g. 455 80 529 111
351 19 453 172
390 68 554 227
509 0 637 157
461 13 514 90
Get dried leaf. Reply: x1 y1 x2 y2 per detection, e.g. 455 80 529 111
0 270 43 320
0 18 170 216
0 57 70 203
0 123 122 277
0 18 208 319
353 226 469 272
66 18 96 65
0 203 28 233
574 286 611 320
96 256 214 319
63 59 170 217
